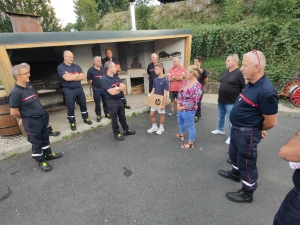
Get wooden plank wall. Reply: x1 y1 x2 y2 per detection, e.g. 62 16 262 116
0 46 14 96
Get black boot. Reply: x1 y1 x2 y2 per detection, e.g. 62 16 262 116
226 189 253 203
218 170 241 182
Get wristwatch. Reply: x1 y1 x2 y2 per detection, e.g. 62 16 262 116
115 86 119 90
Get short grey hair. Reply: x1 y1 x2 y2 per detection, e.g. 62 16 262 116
104 61 114 71
173 57 180 62
229 54 239 62
11 63 30 80
243 50 266 70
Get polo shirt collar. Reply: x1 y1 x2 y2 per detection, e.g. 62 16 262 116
249 74 266 87
63 62 74 67
15 83 27 90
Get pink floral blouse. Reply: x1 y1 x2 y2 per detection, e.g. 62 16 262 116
178 80 202 111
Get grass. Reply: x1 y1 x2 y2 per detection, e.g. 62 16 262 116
5 152 22 160
279 98 298 109
62 132 81 139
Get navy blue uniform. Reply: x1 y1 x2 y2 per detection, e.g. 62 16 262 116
102 57 128 106
274 169 300 224
87 66 109 116
195 66 208 117
229 74 278 192
8 83 52 163
102 74 129 135
147 62 157 93
57 62 89 123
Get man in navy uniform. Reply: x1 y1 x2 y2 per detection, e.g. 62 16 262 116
87 56 110 122
147 53 159 93
102 61 135 141
102 48 131 109
8 63 62 172
218 50 278 203
57 50 92 130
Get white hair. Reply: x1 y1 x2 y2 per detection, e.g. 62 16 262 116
243 50 266 70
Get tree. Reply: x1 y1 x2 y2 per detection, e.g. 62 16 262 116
95 0 129 16
74 0 101 31
0 0 62 33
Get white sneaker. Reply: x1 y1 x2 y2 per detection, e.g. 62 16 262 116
156 127 164 135
225 138 230 144
167 111 174 116
147 126 158 133
211 129 225 135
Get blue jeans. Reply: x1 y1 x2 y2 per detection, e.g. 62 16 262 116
177 110 196 142
217 103 233 138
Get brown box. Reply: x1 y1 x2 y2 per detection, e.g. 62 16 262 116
146 93 164 109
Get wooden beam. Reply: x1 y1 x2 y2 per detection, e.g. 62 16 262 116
4 34 191 49
0 46 14 96
184 35 192 68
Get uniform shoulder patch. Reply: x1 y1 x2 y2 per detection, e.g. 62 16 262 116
266 95 275 105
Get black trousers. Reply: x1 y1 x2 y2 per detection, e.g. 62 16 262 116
64 87 88 123
195 92 204 117
93 87 109 116
23 114 52 163
149 82 154 93
107 98 129 135
229 126 262 192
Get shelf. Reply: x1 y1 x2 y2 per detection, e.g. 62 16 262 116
159 56 182 62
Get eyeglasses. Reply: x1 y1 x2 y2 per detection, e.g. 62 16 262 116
251 50 260 66
19 71 30 76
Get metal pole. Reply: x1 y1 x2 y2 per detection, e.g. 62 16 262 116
130 2 137 31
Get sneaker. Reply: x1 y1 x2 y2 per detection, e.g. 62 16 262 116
147 126 158 133
225 138 231 144
167 111 174 116
156 127 164 135
97 115 101 122
194 116 199 123
105 113 111 119
115 133 124 141
124 104 131 109
70 123 76 131
123 130 136 136
38 161 52 172
45 153 62 161
49 130 60 136
84 118 92 125
211 129 225 135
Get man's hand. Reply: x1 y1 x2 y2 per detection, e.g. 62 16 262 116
261 131 268 138
18 119 23 127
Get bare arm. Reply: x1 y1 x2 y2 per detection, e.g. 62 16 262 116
62 72 85 81
116 64 121 73
279 130 300 162
10 108 21 118
261 114 277 130
87 80 92 87
204 77 208 85
161 90 168 110
107 83 126 96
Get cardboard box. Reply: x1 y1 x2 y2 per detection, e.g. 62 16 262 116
146 93 164 109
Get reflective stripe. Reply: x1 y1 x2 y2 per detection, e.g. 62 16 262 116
32 153 43 157
242 180 256 187
232 164 239 170
67 116 75 117
81 112 87 114
239 94 259 107
42 145 50 149
22 94 37 102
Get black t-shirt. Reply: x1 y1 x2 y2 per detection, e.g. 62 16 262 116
8 83 45 117
102 57 119 67
87 66 106 88
57 62 83 88
147 62 157 83
230 75 278 128
102 74 123 99
293 169 300 192
198 66 208 85
218 68 245 104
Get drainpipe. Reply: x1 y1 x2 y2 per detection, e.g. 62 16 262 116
129 2 137 31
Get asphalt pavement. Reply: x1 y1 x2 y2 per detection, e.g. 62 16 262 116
0 104 299 225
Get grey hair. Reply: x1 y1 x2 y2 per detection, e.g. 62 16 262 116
104 61 114 71
229 54 239 62
243 50 266 70
11 63 30 80
173 57 180 62
63 50 72 56
93 56 101 60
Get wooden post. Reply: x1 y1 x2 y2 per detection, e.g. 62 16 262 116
0 45 26 136
184 35 192 68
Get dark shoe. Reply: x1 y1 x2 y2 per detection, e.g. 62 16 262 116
45 153 62 161
49 131 60 136
97 115 101 122
115 133 124 141
227 159 232 165
123 130 136 136
194 116 199 123
84 118 92 125
218 170 241 182
226 189 253 203
71 122 76 131
105 113 111 119
124 104 131 109
38 161 52 172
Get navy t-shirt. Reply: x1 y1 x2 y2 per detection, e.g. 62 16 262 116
147 63 157 83
8 83 45 117
57 62 83 88
153 76 169 96
87 66 106 88
102 74 123 99
198 66 208 85
293 169 300 192
230 75 278 128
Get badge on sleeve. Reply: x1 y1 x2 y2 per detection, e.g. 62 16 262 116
266 95 275 105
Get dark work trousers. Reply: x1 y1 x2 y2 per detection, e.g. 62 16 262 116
149 82 154 93
23 114 52 163
229 126 262 192
107 98 129 135
273 187 300 225
44 111 53 133
64 87 88 123
195 92 204 117
93 87 109 116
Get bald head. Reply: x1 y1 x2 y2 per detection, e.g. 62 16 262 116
151 53 158 64
63 50 74 65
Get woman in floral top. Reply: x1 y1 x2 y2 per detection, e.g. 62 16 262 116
176 65 203 149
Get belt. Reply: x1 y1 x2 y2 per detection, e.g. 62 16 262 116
107 98 121 101
64 87 81 89
23 114 44 118
232 125 261 131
